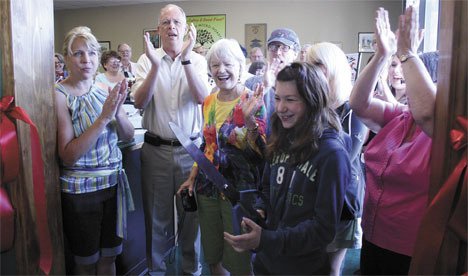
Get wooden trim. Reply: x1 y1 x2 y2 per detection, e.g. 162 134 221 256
1 0 65 274
429 0 467 199
410 0 467 274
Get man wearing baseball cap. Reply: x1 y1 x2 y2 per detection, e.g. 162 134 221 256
245 28 300 136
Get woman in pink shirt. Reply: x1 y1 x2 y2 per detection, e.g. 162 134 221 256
349 6 436 275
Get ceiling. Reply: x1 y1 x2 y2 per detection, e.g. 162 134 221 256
53 0 180 10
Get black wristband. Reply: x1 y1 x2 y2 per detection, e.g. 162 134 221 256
181 60 191 65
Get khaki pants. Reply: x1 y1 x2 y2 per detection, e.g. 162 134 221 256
140 143 201 275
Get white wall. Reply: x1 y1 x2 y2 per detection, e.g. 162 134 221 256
54 0 402 59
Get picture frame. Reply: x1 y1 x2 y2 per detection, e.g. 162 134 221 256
143 28 160 49
98 41 111 52
358 32 375 53
245 23 267 57
186 14 226 50
345 53 362 84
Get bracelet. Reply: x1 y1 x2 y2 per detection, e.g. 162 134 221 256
247 123 259 132
398 53 415 63
181 60 191 65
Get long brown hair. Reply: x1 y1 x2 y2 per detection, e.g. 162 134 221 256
266 62 341 165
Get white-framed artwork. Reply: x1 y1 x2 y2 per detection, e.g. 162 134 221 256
358 32 374 53
345 53 362 84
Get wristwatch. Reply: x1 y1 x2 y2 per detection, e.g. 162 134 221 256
398 53 415 63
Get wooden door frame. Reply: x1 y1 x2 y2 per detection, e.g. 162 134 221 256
410 0 467 274
0 0 65 274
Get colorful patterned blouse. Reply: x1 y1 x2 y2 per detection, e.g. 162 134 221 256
196 89 267 198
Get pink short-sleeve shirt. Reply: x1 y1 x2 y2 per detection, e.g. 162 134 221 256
362 105 432 256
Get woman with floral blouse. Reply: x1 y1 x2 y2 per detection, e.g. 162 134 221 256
178 38 266 275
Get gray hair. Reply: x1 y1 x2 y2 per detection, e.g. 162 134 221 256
158 4 186 24
117 43 131 51
206 39 246 77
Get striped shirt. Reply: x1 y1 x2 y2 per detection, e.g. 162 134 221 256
56 83 122 194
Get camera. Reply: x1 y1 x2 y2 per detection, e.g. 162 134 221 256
180 189 197 212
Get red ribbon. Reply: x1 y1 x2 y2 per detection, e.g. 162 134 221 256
0 186 15 251
0 96 53 275
1 97 19 183
409 115 467 274
450 116 468 151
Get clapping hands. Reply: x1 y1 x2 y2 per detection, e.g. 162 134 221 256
242 84 264 128
375 4 424 59
143 31 161 67
181 23 197 60
374 8 397 58
100 80 128 123
397 4 424 57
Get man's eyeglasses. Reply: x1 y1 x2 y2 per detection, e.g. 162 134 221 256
268 44 291 53
118 50 130 54
159 19 184 28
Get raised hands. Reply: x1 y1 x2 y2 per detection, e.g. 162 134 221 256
263 58 286 88
397 5 424 57
181 23 197 60
242 84 264 127
374 8 397 58
144 31 161 67
100 80 128 123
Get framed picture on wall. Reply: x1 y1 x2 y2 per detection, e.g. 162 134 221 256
186 14 226 50
358 32 375 53
345 53 362 84
143 28 160 49
245 23 267 57
98 41 111 52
